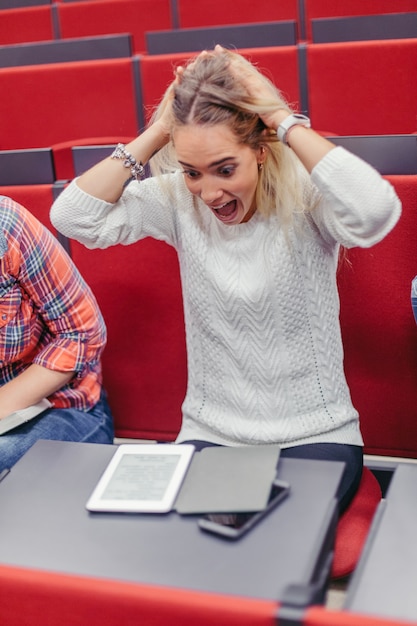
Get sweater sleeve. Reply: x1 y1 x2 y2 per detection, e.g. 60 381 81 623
310 147 401 248
50 173 184 249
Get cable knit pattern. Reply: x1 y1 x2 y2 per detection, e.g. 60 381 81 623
51 147 401 447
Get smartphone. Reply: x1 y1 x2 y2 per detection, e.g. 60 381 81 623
197 479 290 539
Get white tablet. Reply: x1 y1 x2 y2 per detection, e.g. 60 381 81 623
86 444 195 513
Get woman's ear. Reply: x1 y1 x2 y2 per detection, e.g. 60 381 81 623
257 144 267 166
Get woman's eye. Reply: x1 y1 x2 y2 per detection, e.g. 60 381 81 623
183 170 200 179
218 166 235 177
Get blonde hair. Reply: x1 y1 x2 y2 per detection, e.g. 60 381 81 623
150 48 309 226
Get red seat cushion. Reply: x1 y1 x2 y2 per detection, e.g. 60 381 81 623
331 467 381 579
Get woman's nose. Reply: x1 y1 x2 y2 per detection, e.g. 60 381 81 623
200 179 223 204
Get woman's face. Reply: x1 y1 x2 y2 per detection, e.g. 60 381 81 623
173 123 263 225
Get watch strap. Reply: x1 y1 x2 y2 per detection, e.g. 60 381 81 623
277 114 311 145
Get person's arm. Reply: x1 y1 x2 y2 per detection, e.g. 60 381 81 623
0 366 72 419
0 200 106 418
261 109 335 173
77 109 172 203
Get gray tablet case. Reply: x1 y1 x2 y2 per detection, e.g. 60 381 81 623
175 444 280 514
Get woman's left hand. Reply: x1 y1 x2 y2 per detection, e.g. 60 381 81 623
213 44 290 131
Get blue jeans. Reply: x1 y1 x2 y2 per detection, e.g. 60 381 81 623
181 440 363 514
0 391 114 472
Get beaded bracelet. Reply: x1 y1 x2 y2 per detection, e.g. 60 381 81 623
110 143 145 181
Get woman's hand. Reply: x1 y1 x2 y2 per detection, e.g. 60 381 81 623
153 80 176 140
213 44 290 131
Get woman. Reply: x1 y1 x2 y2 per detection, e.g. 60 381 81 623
0 195 114 471
50 46 401 511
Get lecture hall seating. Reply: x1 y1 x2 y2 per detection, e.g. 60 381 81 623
1 0 417 616
311 12 417 44
306 38 417 135
69 236 187 441
0 148 60 231
57 0 173 54
0 34 133 68
0 564 279 626
304 605 417 626
0 4 55 45
145 21 298 55
175 0 299 30
338 174 417 459
0 184 57 232
0 58 141 179
303 0 417 41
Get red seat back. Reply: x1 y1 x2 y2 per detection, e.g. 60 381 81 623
0 5 54 45
0 184 56 233
70 238 187 441
331 467 381 579
306 39 417 135
57 0 173 54
339 175 417 457
305 604 416 626
176 0 299 29
0 564 278 626
0 59 139 151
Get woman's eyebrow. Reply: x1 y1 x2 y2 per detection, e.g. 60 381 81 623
178 157 236 169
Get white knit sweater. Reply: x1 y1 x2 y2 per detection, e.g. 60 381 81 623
51 148 401 447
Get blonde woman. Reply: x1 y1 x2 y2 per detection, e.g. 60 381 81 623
51 46 401 512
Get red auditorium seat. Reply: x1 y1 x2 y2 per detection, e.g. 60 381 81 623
145 21 297 55
57 0 173 54
0 564 279 626
0 184 56 233
304 604 417 626
0 59 140 179
303 0 417 41
52 135 136 181
176 0 299 30
328 174 417 580
305 174 417 582
339 175 417 458
0 5 54 45
306 39 417 135
69 238 187 441
331 467 381 580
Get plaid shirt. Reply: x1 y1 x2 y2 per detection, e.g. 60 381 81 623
0 196 106 409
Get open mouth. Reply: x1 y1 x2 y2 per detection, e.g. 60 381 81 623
210 200 238 223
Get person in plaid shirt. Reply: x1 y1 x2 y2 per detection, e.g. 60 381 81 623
0 195 114 471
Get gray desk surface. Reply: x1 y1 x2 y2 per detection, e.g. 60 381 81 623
345 463 417 621
0 440 344 602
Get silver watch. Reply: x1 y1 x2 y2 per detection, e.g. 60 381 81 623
277 114 311 145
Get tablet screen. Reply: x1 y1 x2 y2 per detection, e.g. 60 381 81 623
86 444 195 513
101 453 182 501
